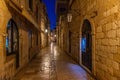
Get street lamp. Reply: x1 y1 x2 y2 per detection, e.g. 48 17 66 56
67 12 72 22
45 29 48 33
54 34 56 37
67 9 82 23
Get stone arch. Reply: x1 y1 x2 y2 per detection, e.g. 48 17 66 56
79 17 96 75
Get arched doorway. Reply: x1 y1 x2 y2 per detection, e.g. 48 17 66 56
81 20 92 71
6 20 19 68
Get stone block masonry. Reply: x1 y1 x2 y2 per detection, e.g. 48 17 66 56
57 0 120 80
0 0 50 79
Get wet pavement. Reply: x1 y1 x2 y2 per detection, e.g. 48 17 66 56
14 43 91 80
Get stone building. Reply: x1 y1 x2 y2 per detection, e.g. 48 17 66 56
40 4 50 48
56 0 120 80
0 0 49 79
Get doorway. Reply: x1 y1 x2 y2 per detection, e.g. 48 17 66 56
69 31 71 53
81 20 92 71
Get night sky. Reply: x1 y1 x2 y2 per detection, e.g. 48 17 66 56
42 0 56 31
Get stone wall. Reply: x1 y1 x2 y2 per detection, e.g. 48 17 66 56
93 0 120 79
57 0 120 80
0 0 49 79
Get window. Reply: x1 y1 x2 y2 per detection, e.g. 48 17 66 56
81 37 86 52
36 6 38 22
39 0 42 2
6 20 18 56
60 8 66 12
36 33 38 46
29 30 32 48
29 0 33 10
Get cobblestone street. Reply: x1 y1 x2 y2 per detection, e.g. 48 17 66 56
14 43 91 80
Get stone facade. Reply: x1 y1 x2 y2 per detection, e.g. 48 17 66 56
0 0 49 79
57 0 120 80
40 4 50 48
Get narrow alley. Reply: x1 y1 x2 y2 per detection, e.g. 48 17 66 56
14 43 92 80
1 0 120 80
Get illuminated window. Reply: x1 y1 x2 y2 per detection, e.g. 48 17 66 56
6 20 18 56
81 38 86 52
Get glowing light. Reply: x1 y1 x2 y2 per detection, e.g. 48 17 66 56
67 13 72 22
51 43 54 53
54 46 57 56
54 35 56 37
6 37 9 49
81 38 86 52
45 29 48 33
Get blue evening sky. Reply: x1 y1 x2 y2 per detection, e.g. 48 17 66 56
42 0 56 31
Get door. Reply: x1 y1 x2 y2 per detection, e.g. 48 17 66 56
69 31 71 53
12 21 19 68
81 20 92 71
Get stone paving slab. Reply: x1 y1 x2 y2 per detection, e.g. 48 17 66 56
14 43 95 80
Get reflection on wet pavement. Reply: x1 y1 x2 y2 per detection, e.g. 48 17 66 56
14 43 92 80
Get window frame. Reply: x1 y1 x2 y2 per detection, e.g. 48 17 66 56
6 20 19 56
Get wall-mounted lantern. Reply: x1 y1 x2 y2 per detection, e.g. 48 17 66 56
67 12 72 22
45 29 48 33
67 9 81 23
54 34 56 37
